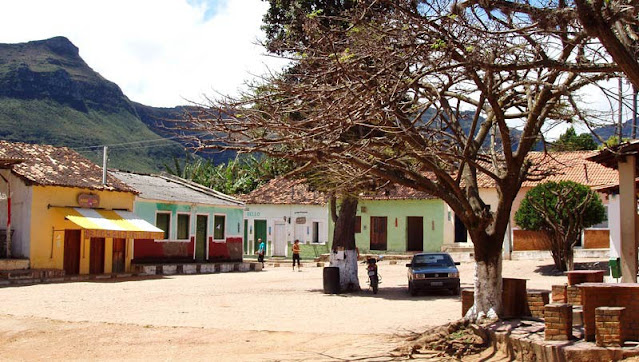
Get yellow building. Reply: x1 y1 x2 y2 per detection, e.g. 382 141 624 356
0 141 162 274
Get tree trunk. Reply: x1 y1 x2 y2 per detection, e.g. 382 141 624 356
465 255 502 322
465 232 503 322
329 194 360 292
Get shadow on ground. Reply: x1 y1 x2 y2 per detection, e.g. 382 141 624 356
307 284 472 302
533 261 609 276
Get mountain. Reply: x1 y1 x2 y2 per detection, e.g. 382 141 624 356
0 36 186 173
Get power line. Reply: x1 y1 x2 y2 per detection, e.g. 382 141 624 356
72 136 182 151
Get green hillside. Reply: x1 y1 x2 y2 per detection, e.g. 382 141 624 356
0 36 186 173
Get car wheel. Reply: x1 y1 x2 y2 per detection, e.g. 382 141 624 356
452 286 460 296
408 281 417 296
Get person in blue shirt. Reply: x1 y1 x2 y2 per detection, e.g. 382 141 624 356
257 238 266 267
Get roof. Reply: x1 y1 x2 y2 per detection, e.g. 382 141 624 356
240 177 328 205
111 171 244 207
241 177 436 205
477 151 619 189
587 140 639 171
360 184 436 201
0 140 135 192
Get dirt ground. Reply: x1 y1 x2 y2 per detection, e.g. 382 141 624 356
0 257 606 361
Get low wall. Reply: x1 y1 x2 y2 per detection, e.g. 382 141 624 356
0 258 29 271
580 283 639 341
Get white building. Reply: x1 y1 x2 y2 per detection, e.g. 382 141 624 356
240 177 329 257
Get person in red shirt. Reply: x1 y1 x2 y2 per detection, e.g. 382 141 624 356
292 239 301 271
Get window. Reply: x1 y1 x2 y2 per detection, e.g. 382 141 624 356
312 222 320 243
156 212 170 240
354 216 362 233
177 214 190 240
214 215 226 240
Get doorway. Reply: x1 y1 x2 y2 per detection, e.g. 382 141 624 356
195 215 208 261
89 237 105 274
253 220 267 252
112 238 126 273
63 230 81 275
370 216 388 250
454 214 468 243
273 223 286 256
407 216 424 252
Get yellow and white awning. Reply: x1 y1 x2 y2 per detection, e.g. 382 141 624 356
58 208 165 240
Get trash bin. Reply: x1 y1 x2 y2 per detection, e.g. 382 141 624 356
323 267 340 294
609 258 621 279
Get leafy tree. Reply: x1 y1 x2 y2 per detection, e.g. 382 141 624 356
165 153 296 195
551 127 597 151
515 181 606 271
180 0 616 321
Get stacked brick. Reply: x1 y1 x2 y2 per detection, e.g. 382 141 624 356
527 291 550 318
566 286 581 305
595 307 626 347
551 284 567 303
544 303 573 341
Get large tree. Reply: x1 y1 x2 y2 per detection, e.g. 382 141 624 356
515 181 606 271
181 0 614 320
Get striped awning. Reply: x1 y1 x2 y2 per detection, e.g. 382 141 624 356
59 208 164 240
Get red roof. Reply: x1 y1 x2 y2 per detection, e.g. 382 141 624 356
240 177 328 205
0 141 135 192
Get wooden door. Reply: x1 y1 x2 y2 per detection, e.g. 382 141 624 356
253 220 267 251
370 217 387 251
407 217 423 252
195 215 208 261
273 223 286 256
89 237 105 274
63 230 81 275
112 238 126 273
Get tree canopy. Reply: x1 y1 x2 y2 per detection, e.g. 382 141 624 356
179 0 619 320
550 127 597 151
515 181 606 270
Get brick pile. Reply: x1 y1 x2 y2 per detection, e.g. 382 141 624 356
595 306 626 347
544 303 573 341
527 291 549 318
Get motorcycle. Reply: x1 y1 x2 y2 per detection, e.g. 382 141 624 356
365 256 382 294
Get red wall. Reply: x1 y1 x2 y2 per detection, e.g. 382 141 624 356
133 239 194 260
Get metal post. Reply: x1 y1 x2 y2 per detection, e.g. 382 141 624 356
619 77 624 141
102 146 108 185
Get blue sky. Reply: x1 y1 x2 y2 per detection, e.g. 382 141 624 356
0 0 287 107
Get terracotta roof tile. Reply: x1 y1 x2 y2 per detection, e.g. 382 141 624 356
0 140 135 192
240 177 328 205
477 151 619 188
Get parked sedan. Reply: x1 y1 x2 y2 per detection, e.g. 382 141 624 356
406 252 460 296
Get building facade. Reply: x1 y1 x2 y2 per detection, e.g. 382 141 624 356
111 171 245 262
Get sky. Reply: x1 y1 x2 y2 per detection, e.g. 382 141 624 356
0 0 630 140
0 0 287 107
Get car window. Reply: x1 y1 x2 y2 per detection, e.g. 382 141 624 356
412 254 454 267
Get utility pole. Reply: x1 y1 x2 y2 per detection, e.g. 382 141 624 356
102 146 108 185
619 77 624 141
633 85 638 139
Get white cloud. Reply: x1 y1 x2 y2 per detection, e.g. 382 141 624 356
0 0 287 107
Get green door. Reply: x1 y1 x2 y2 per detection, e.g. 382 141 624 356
254 220 267 252
244 219 248 254
196 215 208 261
